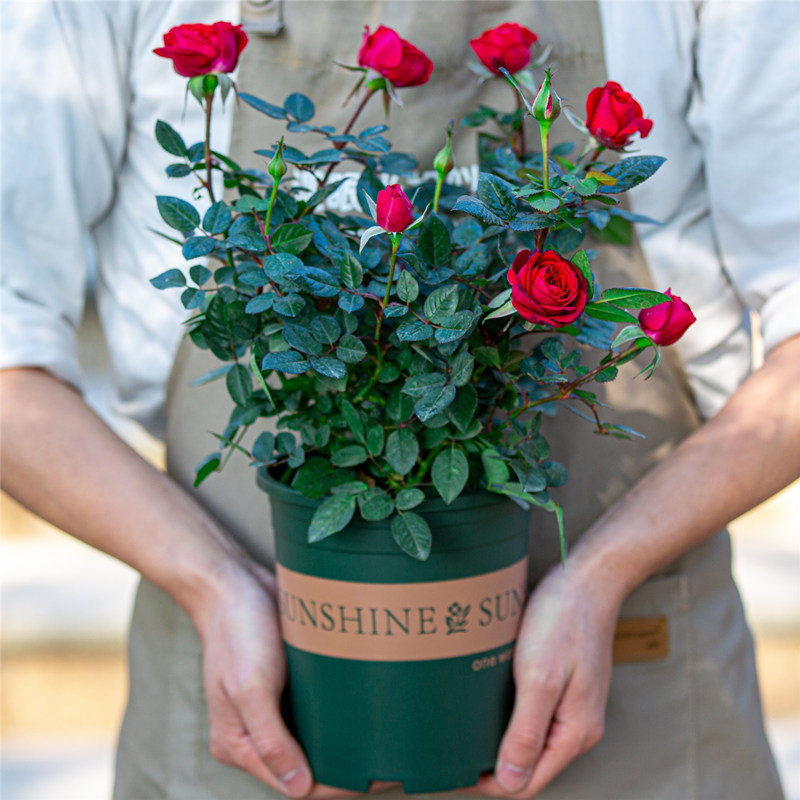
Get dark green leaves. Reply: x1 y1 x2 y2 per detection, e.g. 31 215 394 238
391 512 432 560
385 428 419 475
157 196 199 232
308 494 356 542
155 120 187 157
431 447 468 504
600 156 666 193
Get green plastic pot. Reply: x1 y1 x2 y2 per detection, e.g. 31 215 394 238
258 469 530 793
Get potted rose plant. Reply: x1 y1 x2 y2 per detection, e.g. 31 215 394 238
151 20 694 793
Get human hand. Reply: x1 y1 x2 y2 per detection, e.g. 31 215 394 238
467 564 622 798
196 561 368 798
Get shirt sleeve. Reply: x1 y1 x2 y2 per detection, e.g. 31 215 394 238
689 0 800 356
1 1 238 435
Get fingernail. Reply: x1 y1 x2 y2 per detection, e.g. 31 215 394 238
279 767 310 796
496 761 531 793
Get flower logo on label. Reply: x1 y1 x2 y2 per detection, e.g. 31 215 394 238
446 602 471 634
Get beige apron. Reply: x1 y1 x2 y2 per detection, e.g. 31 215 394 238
114 3 783 798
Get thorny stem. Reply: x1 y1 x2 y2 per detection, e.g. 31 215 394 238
262 179 280 252
539 122 551 193
204 92 216 203
319 87 379 190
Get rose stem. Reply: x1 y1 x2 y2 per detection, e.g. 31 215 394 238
374 233 402 341
204 91 216 203
514 89 526 158
318 86 379 190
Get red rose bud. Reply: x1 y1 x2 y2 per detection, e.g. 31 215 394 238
531 67 561 126
433 121 455 176
154 21 248 77
469 22 538 76
638 290 696 346
507 250 589 326
376 185 414 232
268 138 287 182
585 81 653 150
358 26 433 88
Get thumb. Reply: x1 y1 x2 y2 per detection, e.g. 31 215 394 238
494 671 563 793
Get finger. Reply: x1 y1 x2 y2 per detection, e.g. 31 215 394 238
493 668 566 793
233 683 314 797
524 710 604 797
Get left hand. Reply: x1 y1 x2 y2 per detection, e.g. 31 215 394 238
467 563 622 797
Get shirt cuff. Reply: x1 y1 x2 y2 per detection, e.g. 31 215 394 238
760 279 800 356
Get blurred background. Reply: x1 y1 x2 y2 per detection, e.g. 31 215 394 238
2 296 799 799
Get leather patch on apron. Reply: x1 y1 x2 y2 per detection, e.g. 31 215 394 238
613 616 669 664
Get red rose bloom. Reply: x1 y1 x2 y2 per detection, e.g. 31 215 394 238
376 185 414 232
507 250 589 326
585 81 653 150
358 26 433 88
154 21 248 78
638 290 696 346
469 22 538 76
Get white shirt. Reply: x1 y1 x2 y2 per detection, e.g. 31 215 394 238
3 0 799 434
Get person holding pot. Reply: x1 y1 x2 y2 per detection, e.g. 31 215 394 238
2 2 798 799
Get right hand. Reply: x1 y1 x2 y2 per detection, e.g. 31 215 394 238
197 561 362 798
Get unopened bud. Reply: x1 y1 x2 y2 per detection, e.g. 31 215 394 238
531 68 561 126
433 120 455 176
268 138 287 182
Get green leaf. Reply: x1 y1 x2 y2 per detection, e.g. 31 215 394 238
339 253 364 290
402 373 446 398
283 324 323 356
571 250 593 288
155 120 187 157
591 215 632 245
483 299 516 321
451 196 505 226
284 92 315 122
390 512 432 560
431 447 469 504
395 487 425 510
339 398 364 441
203 202 232 234
150 269 186 289
366 425 385 456
166 163 192 178
330 480 368 495
238 92 287 120
273 294 306 317
193 452 221 487
418 215 451 269
358 487 394 521
272 224 313 256
424 285 458 324
473 346 502 367
245 294 275 314
583 303 638 325
227 231 267 252
435 311 474 344
156 196 200 232
445 384 478 432
308 494 356 542
261 351 310 374
385 428 419 475
600 288 670 309
396 320 433 342
226 363 253 405
600 156 666 193
415 382 457 422
330 445 368 467
450 352 475 387
611 324 648 349
397 270 419 303
311 316 342 345
189 265 212 286
182 236 216 259
478 173 517 219
292 457 334 499
251 432 275 464
336 334 367 364
527 191 561 213
481 447 511 485
508 213 551 232
310 356 347 379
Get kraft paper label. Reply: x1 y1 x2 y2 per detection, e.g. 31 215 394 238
613 617 669 664
276 558 529 662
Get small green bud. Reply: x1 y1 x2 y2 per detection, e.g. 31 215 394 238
268 138 287 182
531 68 561 126
433 120 455 176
